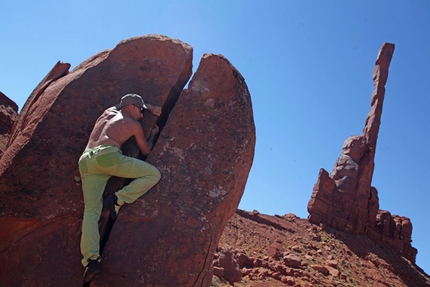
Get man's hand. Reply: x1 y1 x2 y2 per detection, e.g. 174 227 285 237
151 125 159 137
146 104 162 117
147 125 159 149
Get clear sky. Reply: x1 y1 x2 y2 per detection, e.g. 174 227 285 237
1 0 429 275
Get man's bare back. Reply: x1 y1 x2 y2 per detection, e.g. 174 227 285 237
86 107 134 148
85 103 159 156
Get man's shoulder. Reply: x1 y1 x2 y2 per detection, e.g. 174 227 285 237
118 115 141 128
104 106 120 115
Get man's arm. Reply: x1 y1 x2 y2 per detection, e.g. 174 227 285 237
133 122 158 156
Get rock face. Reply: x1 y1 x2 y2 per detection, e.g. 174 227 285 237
0 91 18 155
97 53 255 286
307 42 417 263
0 35 255 286
213 246 242 284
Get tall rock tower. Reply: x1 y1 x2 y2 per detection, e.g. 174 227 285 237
307 43 417 263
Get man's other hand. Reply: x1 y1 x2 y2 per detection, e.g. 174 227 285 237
151 125 159 137
147 104 162 116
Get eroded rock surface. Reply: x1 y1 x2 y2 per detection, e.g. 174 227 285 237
0 35 253 287
96 53 255 286
307 43 417 263
214 210 430 287
0 91 18 155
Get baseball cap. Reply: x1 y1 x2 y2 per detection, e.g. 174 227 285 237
119 94 148 109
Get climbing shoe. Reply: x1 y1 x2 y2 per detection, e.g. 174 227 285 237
84 259 101 282
103 194 121 220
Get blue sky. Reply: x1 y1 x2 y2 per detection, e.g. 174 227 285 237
1 0 429 275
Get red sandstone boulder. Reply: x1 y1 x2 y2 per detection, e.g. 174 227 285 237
213 247 243 284
0 35 201 286
0 35 255 287
283 254 302 268
96 53 255 286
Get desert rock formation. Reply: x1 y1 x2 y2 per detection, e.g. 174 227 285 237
307 42 417 263
97 53 255 286
0 91 18 155
0 35 255 286
214 210 430 286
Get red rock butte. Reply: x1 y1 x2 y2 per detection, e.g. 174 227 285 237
307 42 417 263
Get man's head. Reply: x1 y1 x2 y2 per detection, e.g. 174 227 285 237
120 94 148 120
120 94 148 110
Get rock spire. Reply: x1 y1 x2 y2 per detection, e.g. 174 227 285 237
307 43 417 263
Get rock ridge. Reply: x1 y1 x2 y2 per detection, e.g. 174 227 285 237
214 209 430 287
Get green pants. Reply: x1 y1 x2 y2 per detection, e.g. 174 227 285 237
78 144 161 266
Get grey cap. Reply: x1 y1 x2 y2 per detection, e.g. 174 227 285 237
119 94 148 109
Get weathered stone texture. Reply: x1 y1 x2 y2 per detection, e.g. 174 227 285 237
0 35 191 219
1 35 243 286
0 91 18 130
307 43 417 263
0 36 254 286
367 211 416 262
97 53 255 286
0 91 18 155
213 247 243 284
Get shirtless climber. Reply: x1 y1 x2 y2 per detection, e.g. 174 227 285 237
78 94 162 282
